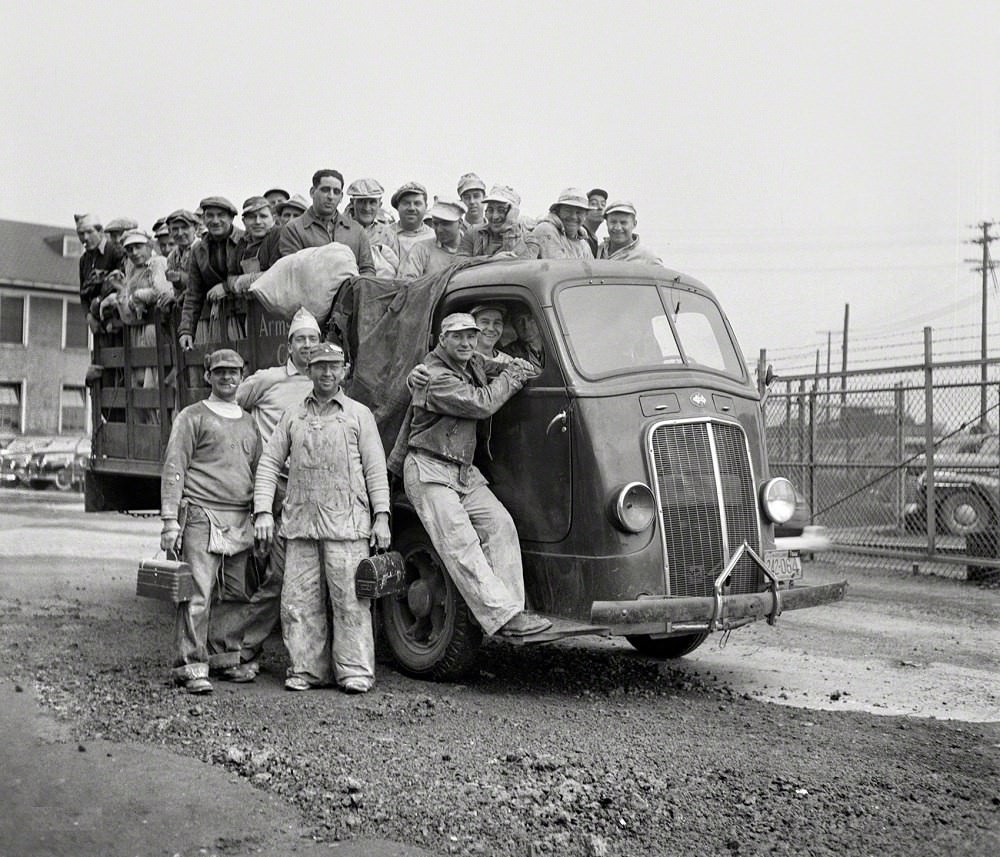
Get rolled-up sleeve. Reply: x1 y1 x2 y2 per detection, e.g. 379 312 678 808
254 411 292 514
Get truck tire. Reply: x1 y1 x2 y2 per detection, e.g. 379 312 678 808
939 490 991 536
625 632 709 659
54 468 74 492
381 525 483 681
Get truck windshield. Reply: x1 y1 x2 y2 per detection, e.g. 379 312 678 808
556 283 744 381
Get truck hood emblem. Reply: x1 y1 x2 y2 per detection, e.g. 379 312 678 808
690 393 707 407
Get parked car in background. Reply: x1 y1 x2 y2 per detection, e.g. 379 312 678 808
0 437 56 487
909 434 999 536
23 437 90 491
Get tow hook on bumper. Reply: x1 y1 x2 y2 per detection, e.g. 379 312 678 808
589 546 847 633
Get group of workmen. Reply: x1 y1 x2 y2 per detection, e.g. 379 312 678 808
74 169 664 696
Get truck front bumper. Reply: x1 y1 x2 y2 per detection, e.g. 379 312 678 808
591 541 847 635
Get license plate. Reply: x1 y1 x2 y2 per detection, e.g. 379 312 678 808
764 549 802 581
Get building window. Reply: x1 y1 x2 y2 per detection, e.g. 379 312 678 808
0 295 26 344
0 382 22 432
63 299 90 350
62 235 83 258
60 386 87 434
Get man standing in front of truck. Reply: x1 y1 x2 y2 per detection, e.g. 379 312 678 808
218 308 319 679
253 342 391 694
391 313 551 638
160 348 261 694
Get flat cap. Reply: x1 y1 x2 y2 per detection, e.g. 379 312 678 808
587 188 609 201
440 312 480 334
308 342 346 365
346 177 384 199
121 230 152 247
550 188 590 211
263 187 290 200
241 196 271 216
165 208 200 227
198 196 238 217
604 200 637 218
428 197 467 222
106 217 139 233
205 348 245 371
457 172 487 196
152 218 169 236
470 303 507 321
484 185 521 208
391 181 428 209
279 194 309 215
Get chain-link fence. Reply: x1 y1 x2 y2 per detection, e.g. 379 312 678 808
763 330 1000 583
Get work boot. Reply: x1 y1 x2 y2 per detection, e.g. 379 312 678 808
184 677 213 695
497 612 552 637
221 663 257 683
284 676 312 692
340 677 372 695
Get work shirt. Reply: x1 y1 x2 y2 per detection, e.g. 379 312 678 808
525 213 594 260
117 255 171 325
457 222 533 259
161 400 261 519
179 226 245 336
596 234 662 264
235 359 313 443
79 237 126 308
254 389 390 541
384 222 434 264
397 238 461 279
276 207 375 275
165 242 195 303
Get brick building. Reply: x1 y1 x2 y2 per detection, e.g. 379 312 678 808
0 218 91 437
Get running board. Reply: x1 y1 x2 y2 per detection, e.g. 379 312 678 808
502 616 611 645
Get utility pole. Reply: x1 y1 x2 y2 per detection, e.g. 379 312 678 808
840 303 849 412
965 222 998 430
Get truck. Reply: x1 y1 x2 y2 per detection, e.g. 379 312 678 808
86 259 847 679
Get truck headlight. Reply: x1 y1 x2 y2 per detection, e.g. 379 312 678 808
610 482 656 533
760 477 796 524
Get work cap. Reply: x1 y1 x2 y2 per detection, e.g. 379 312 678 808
106 217 139 232
470 303 507 321
587 188 609 201
166 208 200 227
604 200 637 218
483 185 520 208
198 196 238 217
439 312 480 334
121 230 152 247
241 195 271 216
153 219 170 237
457 172 487 196
263 187 290 200
308 342 345 365
551 188 590 211
279 194 309 215
74 213 101 229
288 306 321 338
428 197 467 222
346 177 384 199
391 181 428 209
206 348 245 371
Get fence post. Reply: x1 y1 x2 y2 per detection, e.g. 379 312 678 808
784 380 792 462
808 387 817 524
923 327 936 554
797 378 807 490
894 382 904 533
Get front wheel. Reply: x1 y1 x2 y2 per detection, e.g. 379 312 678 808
625 632 709 659
938 491 992 536
381 525 483 681
54 468 74 492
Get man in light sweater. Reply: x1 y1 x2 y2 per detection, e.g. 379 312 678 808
216 308 318 677
160 348 262 694
254 342 391 694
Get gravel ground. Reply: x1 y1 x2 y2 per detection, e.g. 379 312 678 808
1 494 998 856
2 596 998 857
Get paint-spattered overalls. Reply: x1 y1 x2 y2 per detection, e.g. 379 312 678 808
253 390 390 689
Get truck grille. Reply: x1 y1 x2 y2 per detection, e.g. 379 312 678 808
648 421 762 597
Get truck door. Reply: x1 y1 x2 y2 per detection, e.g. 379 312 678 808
440 290 572 544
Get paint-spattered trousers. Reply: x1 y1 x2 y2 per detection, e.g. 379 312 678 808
282 538 374 689
172 505 250 681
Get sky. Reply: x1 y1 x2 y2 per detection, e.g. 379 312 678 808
3 0 998 373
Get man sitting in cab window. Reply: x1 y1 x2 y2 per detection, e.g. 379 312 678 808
390 314 550 638
504 307 545 371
